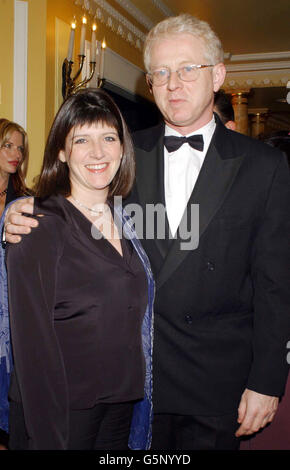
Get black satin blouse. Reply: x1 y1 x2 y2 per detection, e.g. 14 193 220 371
6 194 148 449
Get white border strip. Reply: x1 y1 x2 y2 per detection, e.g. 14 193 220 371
13 0 28 129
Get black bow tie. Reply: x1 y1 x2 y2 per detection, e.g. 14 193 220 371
164 134 204 153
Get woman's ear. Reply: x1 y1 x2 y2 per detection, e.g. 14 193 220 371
58 150 66 163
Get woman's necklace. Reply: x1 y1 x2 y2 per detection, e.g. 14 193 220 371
0 187 7 198
70 194 106 215
70 195 119 243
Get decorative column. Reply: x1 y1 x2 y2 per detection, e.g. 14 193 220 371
248 108 269 138
231 91 250 135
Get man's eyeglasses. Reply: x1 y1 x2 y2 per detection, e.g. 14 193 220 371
147 64 214 86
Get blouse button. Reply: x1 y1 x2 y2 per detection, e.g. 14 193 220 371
206 261 215 271
185 314 193 324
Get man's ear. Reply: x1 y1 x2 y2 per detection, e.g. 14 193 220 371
212 63 226 92
58 150 66 163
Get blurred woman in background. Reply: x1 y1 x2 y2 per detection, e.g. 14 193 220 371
0 118 30 449
0 119 29 217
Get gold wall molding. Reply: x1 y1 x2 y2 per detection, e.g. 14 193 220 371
223 71 290 91
231 92 249 135
248 107 269 115
224 50 290 92
248 108 269 138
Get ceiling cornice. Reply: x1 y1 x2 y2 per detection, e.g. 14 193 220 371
223 71 289 91
228 51 290 62
113 0 154 30
151 0 173 17
92 0 145 40
75 0 147 49
226 60 290 73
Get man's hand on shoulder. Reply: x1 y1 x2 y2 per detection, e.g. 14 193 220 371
4 197 38 243
235 388 279 437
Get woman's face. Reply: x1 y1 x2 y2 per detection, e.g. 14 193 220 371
59 121 122 201
0 130 24 177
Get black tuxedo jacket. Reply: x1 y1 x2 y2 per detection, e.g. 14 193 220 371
125 116 290 416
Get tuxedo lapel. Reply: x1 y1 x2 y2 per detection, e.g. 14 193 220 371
156 121 245 290
134 125 165 209
134 124 171 259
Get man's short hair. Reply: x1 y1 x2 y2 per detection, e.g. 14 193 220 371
143 13 224 72
214 90 235 124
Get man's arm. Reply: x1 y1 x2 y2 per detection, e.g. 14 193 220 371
237 151 290 437
4 198 38 243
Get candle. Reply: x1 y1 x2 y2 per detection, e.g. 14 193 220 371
91 24 97 62
79 16 87 56
100 38 106 79
67 21 76 62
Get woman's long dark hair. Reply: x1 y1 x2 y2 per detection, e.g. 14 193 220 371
0 118 30 196
35 88 135 199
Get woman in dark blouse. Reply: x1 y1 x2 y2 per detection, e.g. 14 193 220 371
5 89 154 450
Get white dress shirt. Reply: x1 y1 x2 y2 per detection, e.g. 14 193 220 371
164 116 216 237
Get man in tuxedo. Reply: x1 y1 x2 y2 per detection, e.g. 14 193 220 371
214 90 236 130
4 14 290 450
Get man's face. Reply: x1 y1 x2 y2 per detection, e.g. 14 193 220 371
148 33 225 134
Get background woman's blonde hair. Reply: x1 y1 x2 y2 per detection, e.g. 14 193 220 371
0 118 29 195
143 13 224 71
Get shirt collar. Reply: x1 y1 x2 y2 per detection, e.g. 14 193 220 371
165 115 215 137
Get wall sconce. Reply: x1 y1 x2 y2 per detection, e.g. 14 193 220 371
62 17 106 100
